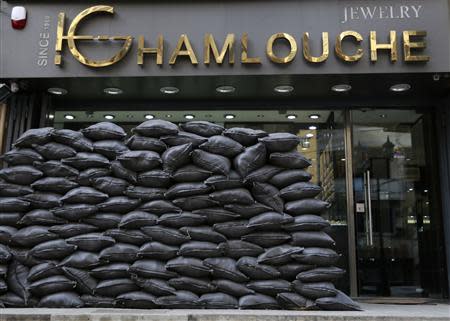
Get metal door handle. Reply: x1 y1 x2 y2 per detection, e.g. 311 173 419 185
364 170 374 246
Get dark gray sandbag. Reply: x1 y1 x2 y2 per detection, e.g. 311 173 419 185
158 212 205 228
191 149 231 175
81 294 116 308
199 292 239 309
95 278 139 297
282 215 331 232
139 200 181 215
124 186 166 202
138 242 179 260
269 169 313 188
291 231 336 248
97 196 141 213
7 261 29 304
129 260 177 279
292 248 340 266
259 133 301 152
241 232 291 248
62 152 110 170
15 127 54 148
293 280 338 299
155 290 200 309
141 226 190 245
92 176 129 196
131 276 176 296
315 290 362 311
66 233 116 252
218 241 264 259
29 275 76 296
214 220 254 239
12 226 57 247
90 263 130 280
203 257 248 282
0 165 43 185
161 143 193 172
60 251 101 269
247 279 292 296
1 148 44 165
234 143 267 178
179 241 222 259
251 182 284 213
192 207 239 224
165 182 212 199
0 279 7 294
52 204 98 221
180 121 224 137
296 266 346 283
280 182 322 201
81 122 126 141
285 199 330 215
161 131 207 147
0 212 22 226
119 211 158 229
0 292 28 307
116 291 158 309
248 212 294 230
30 239 77 260
82 213 122 230
52 129 94 152
137 169 171 187
117 150 162 172
93 140 129 159
32 142 77 160
99 243 139 263
224 203 273 218
244 165 283 184
77 167 111 186
169 277 215 295
0 244 11 263
223 127 268 146
38 291 84 308
239 294 279 309
132 119 179 137
27 262 61 282
0 197 30 212
166 257 211 278
172 164 212 183
173 195 219 211
61 187 108 204
269 151 312 169
34 160 79 178
179 226 227 243
199 135 244 157
237 256 281 280
21 192 61 209
49 223 98 238
204 171 243 190
104 229 150 246
276 292 308 310
209 188 254 205
0 180 33 197
31 177 78 194
110 160 137 184
257 245 304 265
277 263 314 281
126 135 167 153
8 247 44 267
0 226 17 244
212 279 254 297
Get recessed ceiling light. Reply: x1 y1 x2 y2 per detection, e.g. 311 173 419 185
408 188 414 192
309 125 317 130
224 114 236 119
216 86 236 94
160 86 179 94
64 114 75 120
47 87 67 95
184 114 195 120
424 189 428 193
103 87 123 95
286 114 297 120
48 114 55 120
166 114 172 118
145 114 155 120
104 114 115 120
341 158 346 162
390 83 411 92
380 114 387 118
309 114 320 119
331 84 352 93
306 133 314 138
274 85 294 93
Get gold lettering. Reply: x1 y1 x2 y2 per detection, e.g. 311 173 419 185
266 33 297 63
335 31 364 62
241 33 261 64
403 30 430 62
138 35 164 65
370 31 397 62
204 33 235 65
169 34 198 65
303 32 329 63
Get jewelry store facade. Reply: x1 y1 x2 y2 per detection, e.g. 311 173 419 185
0 0 449 300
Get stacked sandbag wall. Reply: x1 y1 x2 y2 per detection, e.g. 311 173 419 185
0 120 360 311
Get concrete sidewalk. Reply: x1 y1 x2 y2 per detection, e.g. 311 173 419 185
1 304 449 321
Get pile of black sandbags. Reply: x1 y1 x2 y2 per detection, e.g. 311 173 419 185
0 120 361 311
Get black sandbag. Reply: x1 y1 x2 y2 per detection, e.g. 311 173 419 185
82 213 122 230
199 135 244 157
30 239 77 260
33 142 77 160
116 291 158 309
191 150 231 175
118 150 162 172
90 263 130 280
139 200 181 215
104 229 150 246
0 180 33 197
224 202 273 218
110 160 137 184
192 207 239 224
1 148 44 165
49 223 98 238
277 263 314 281
158 212 206 228
315 290 362 311
66 233 116 252
31 177 78 194
81 122 126 141
29 275 76 296
52 204 98 221
61 187 108 204
119 211 158 229
132 119 179 137
9 247 45 267
81 294 116 308
52 129 94 152
165 182 212 199
285 199 330 215
15 127 54 148
292 280 338 299
62 152 110 170
99 243 139 263
247 279 292 296
126 135 167 152
0 292 28 307
257 245 304 265
296 266 345 283
12 226 57 247
0 226 17 244
291 231 336 248
248 212 294 230
169 277 215 295
234 143 267 178
131 276 176 296
137 169 171 187
251 182 284 213
276 292 308 310
204 171 243 190
173 195 219 211
282 215 331 232
92 176 129 196
269 169 312 188
60 251 101 269
27 262 61 282
0 212 22 226
237 256 281 280
241 232 291 248
259 133 301 152
21 192 61 209
223 127 268 146
172 165 212 183
155 290 200 309
203 257 248 282
218 241 264 259
161 143 193 172
180 121 224 137
129 260 177 279
138 242 179 260
244 165 283 184
179 241 222 259
280 182 322 201
292 248 340 266
212 279 254 297
239 294 279 309
77 167 111 186
0 244 11 263
124 186 166 202
141 226 190 245
209 188 254 205
38 291 84 308
0 165 43 185
97 196 141 213
166 257 211 278
199 292 239 309
95 279 139 297
0 197 30 212
0 279 7 294
161 131 207 147
179 226 227 243
34 160 79 178
269 151 312 169
7 261 29 304
93 140 129 159
213 220 254 239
